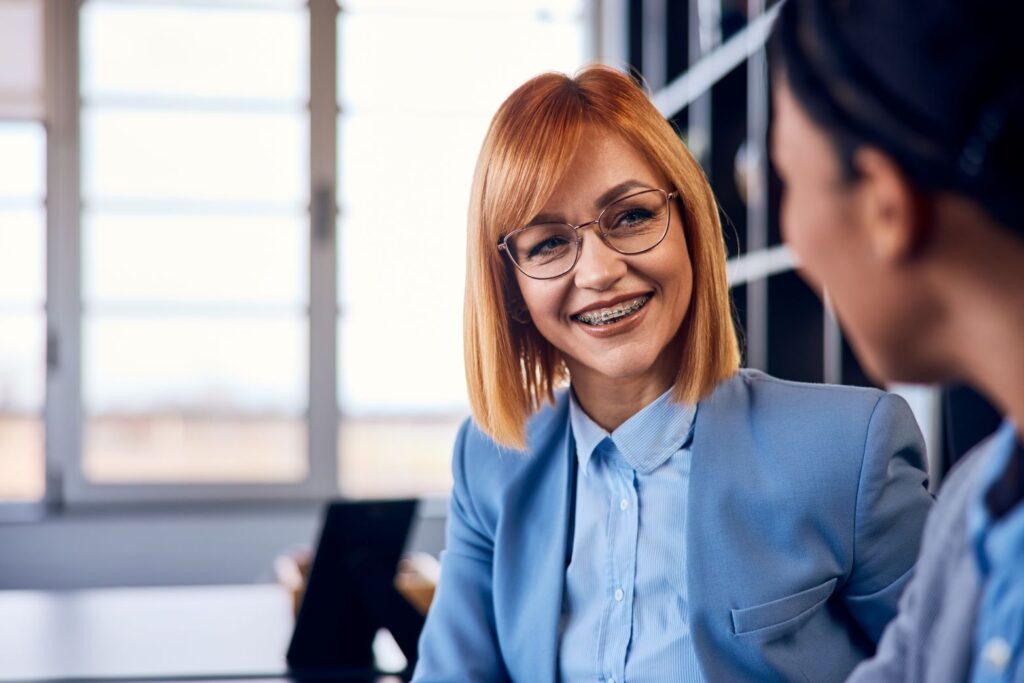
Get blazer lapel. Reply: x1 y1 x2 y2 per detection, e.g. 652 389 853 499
684 372 754 680
495 394 573 683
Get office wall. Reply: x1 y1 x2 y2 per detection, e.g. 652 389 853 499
0 499 447 590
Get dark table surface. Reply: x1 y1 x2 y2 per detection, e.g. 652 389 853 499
0 584 403 683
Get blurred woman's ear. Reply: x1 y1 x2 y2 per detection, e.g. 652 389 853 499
853 146 931 263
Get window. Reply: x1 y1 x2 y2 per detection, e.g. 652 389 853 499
0 0 46 502
336 1 587 497
78 0 311 491
0 0 589 506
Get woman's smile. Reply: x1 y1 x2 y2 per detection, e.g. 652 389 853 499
570 292 653 337
570 292 652 326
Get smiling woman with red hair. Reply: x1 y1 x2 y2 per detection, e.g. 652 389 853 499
413 65 933 682
461 66 738 448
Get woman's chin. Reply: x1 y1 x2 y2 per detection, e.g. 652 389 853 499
566 351 673 390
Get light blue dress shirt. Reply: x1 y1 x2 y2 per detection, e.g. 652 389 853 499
559 388 704 683
970 421 1024 683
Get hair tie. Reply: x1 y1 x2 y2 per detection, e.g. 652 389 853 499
958 83 1021 178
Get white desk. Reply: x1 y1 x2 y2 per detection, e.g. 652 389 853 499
0 584 294 682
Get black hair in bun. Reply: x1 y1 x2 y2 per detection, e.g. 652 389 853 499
771 0 1024 232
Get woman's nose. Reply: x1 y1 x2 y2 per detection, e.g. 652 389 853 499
573 230 627 291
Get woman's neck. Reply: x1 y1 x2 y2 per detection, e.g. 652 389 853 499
949 279 1024 439
568 359 678 433
936 211 1024 438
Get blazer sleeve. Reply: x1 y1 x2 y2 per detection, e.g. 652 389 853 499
845 493 935 682
841 392 934 642
412 420 509 683
848 437 989 682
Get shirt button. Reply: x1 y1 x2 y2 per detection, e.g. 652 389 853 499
619 498 629 511
614 588 624 602
981 637 1012 672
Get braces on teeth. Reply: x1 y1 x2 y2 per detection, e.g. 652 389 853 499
575 296 650 325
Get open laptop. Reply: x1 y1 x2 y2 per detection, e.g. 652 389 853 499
286 498 425 679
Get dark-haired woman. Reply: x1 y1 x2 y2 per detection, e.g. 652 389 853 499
771 1 1024 681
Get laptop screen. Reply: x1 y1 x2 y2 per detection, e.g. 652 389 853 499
286 498 424 676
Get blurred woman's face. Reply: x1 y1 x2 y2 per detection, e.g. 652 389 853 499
513 128 693 394
771 79 933 383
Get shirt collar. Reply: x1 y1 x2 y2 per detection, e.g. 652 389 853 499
970 420 1024 575
568 387 697 476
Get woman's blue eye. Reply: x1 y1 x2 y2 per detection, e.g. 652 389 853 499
617 208 654 226
529 237 569 257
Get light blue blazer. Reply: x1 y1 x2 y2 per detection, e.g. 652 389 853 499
414 370 934 682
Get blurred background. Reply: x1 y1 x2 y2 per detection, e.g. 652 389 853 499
0 0 998 591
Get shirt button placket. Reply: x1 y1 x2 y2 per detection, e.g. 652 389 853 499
619 473 639 683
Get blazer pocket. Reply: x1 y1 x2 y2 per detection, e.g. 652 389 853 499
731 577 838 638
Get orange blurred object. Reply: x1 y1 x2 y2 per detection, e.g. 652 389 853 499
274 547 439 618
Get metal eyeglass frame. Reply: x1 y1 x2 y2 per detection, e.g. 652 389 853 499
496 188 679 280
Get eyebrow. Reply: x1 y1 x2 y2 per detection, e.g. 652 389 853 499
593 179 650 210
527 179 653 226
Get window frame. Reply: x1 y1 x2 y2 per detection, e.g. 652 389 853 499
47 0 339 505
11 0 595 510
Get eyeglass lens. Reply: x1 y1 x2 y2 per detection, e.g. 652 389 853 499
507 189 670 279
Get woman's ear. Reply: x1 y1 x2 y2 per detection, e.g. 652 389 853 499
508 297 531 324
852 147 931 262
505 281 531 324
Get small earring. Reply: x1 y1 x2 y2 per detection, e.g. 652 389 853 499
509 299 531 324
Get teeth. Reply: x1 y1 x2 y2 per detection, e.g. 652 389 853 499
574 295 650 326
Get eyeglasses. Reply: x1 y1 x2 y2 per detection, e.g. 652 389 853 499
497 188 679 280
